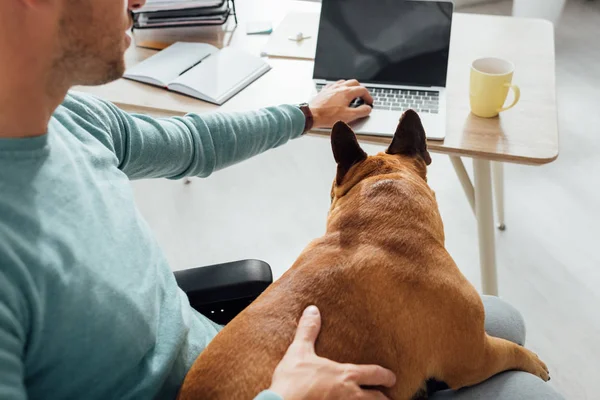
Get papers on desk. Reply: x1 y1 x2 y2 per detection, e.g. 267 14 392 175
132 0 232 28
124 42 271 105
261 12 319 60
134 0 225 13
135 11 229 28
131 0 235 49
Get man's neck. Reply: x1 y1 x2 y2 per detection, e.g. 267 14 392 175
0 4 68 139
0 65 68 139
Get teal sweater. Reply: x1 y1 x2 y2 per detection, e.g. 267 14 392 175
0 92 303 400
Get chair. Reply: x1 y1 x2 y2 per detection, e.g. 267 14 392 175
174 259 273 325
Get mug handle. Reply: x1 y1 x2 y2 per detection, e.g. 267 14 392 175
498 83 520 112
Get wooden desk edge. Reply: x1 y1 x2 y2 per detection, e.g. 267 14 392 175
309 131 559 166
426 144 559 166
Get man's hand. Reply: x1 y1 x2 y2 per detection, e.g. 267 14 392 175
309 80 375 128
269 306 396 400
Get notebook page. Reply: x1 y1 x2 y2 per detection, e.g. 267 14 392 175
124 42 218 87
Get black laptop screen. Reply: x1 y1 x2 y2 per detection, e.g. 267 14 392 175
314 0 453 88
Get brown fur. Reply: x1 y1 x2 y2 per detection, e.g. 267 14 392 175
178 111 549 400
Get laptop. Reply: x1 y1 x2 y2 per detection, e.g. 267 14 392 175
313 0 454 140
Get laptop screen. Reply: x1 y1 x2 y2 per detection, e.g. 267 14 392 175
313 0 453 88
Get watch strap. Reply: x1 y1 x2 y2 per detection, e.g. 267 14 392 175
298 103 313 135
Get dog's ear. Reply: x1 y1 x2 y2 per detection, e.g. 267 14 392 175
387 110 432 165
331 121 367 185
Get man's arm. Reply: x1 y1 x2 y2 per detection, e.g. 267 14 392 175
66 92 306 180
65 80 373 180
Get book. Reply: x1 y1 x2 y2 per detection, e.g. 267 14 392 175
124 42 271 105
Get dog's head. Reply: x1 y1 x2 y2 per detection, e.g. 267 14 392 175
330 110 432 205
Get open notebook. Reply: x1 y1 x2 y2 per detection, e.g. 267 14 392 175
124 42 271 105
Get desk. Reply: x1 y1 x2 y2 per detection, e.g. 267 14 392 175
76 0 558 295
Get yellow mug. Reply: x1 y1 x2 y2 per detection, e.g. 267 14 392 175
470 57 520 118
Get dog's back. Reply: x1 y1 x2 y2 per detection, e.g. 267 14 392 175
178 240 477 399
178 125 473 399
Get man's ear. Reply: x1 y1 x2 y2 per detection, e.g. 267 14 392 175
387 110 432 165
331 121 367 185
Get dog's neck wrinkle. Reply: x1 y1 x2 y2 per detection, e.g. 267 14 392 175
335 156 427 199
328 175 445 247
334 169 427 209
334 164 379 199
334 164 408 199
327 209 445 249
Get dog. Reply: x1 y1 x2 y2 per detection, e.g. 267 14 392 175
177 110 549 400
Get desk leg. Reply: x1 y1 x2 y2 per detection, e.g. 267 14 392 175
492 162 506 231
450 156 475 214
474 159 499 296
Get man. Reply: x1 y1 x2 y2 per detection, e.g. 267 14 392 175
0 0 563 399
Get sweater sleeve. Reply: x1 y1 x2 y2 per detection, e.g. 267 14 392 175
253 390 284 400
65 92 306 180
0 261 28 400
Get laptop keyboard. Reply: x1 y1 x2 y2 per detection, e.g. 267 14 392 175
315 84 439 114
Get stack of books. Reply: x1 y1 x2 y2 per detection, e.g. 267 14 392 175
132 0 237 30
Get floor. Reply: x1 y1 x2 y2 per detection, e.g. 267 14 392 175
132 1 600 398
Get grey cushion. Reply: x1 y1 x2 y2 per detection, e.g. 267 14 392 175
430 296 564 399
481 295 526 345
431 371 565 400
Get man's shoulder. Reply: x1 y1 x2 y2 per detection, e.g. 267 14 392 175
51 91 119 152
55 91 112 128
